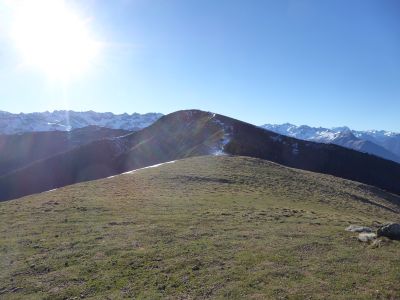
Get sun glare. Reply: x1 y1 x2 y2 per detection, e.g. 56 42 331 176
10 0 100 81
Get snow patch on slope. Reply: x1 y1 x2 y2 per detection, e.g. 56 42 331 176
107 160 176 179
209 114 232 155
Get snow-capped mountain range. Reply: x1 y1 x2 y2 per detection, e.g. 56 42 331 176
262 123 400 163
0 110 163 134
1 109 399 165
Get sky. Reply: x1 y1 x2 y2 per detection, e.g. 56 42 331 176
0 0 399 131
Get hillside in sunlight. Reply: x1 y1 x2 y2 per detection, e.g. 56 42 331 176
1 155 399 299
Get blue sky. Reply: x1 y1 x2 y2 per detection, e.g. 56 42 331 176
0 0 399 130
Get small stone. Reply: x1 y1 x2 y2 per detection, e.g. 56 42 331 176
345 225 373 233
192 265 200 271
182 275 189 283
358 232 376 242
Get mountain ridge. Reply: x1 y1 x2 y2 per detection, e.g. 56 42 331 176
1 109 400 201
0 125 131 177
262 123 400 163
2 109 400 163
0 110 163 134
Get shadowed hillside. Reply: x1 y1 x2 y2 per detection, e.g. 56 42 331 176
0 156 399 299
0 111 224 201
1 110 400 201
0 126 130 176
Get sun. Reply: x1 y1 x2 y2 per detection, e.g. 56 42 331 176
10 0 100 81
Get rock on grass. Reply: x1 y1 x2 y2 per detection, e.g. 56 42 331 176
377 223 400 240
345 225 373 233
358 232 377 242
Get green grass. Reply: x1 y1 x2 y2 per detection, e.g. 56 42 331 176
0 155 399 299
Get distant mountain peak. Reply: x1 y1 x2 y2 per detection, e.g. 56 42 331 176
333 129 356 139
0 110 163 134
332 126 351 132
261 123 400 163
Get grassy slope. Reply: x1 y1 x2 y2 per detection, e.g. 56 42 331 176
0 155 399 299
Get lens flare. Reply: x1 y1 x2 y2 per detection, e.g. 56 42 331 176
10 0 100 81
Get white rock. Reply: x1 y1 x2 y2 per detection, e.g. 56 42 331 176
345 225 373 233
358 232 377 242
